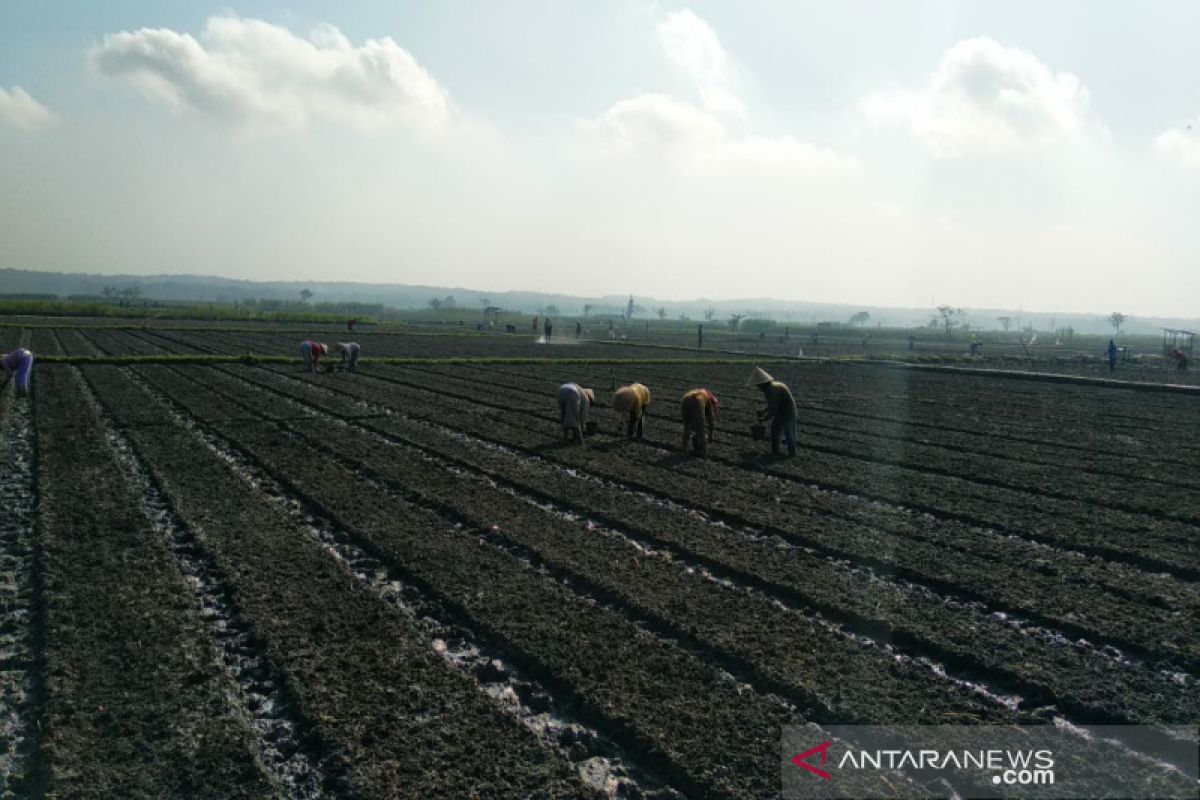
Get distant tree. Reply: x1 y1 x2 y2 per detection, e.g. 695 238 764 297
102 286 116 301
936 305 961 336
996 316 1012 332
703 307 717 321
1109 312 1127 335
728 313 746 331
429 297 443 311
299 288 313 303
443 295 457 309
849 311 871 327
678 312 689 321
655 306 667 319
478 297 491 308
582 304 593 317
625 295 636 320
544 304 560 315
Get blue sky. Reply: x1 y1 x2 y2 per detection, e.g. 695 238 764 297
2 2 1199 315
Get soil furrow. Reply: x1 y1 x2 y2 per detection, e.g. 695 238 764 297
235 363 1200 669
31 365 274 797
79 364 598 799
200 363 1200 732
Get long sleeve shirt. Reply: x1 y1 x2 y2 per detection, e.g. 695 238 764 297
759 381 796 421
1 348 30 376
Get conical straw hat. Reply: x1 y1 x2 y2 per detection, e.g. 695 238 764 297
581 387 596 404
747 367 774 386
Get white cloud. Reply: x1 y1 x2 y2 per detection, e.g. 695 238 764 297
656 9 743 117
91 16 450 133
657 9 728 85
589 92 725 154
587 91 854 177
0 86 55 131
862 37 1095 157
1153 120 1200 167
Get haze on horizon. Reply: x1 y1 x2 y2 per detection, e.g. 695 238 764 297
2 2 1199 318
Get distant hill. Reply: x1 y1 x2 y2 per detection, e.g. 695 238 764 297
0 268 1194 336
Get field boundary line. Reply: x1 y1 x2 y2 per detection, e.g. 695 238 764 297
37 354 795 366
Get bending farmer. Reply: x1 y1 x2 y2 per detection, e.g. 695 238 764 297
612 383 651 439
336 342 361 372
680 388 718 458
748 367 797 457
300 341 328 372
557 383 595 445
0 348 34 398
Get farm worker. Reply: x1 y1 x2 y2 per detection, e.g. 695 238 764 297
544 318 553 341
557 383 595 445
748 367 797 457
299 340 328 372
575 321 582 338
612 383 651 439
1166 347 1185 374
347 318 357 332
680 389 718 457
532 315 539 332
0 347 34 398
336 342 360 372
1105 340 1118 373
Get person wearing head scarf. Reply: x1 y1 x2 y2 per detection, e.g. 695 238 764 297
300 340 328 372
335 342 361 372
680 388 718 457
557 383 595 444
0 347 34 398
748 367 796 457
612 382 651 439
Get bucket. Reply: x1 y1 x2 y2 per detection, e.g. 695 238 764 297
584 421 599 437
750 423 766 440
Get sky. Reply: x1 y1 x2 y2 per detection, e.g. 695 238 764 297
2 2 1199 316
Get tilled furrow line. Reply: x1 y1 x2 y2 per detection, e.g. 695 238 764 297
490 358 1200 477
122 368 673 798
151 366 1026 726
480 362 1200 496
53 328 103 356
32 366 274 798
377 363 1200 570
131 330 210 355
0 396 39 796
202 364 1200 734
70 367 328 798
80 364 597 799
28 328 63 356
250 363 1199 666
111 367 921 798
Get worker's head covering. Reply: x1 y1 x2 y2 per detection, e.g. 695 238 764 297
747 367 774 386
704 389 719 407
581 387 595 405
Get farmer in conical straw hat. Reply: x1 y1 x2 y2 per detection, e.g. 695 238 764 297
612 382 651 439
680 388 718 457
557 383 595 445
299 340 328 373
748 367 797 457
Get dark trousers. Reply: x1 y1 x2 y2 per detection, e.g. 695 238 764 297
772 412 797 456
626 412 644 439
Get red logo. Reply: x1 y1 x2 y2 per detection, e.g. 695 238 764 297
792 741 833 780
